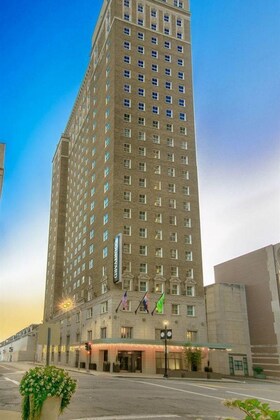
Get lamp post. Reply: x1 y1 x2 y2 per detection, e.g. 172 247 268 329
164 324 168 378
160 322 172 379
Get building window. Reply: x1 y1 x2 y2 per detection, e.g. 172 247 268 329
121 327 133 339
123 41 131 50
123 143 131 153
139 227 147 238
123 208 131 219
139 263 147 273
151 50 158 58
139 211 147 221
139 194 146 204
123 70 131 79
170 249 178 259
123 191 131 202
171 284 179 295
168 168 175 177
169 215 177 225
172 304 180 315
152 106 159 114
103 246 108 258
124 128 131 137
186 330 197 342
123 98 131 107
152 78 158 86
183 186 190 195
154 196 161 206
123 225 131 235
155 230 162 240
86 308 93 319
139 245 147 256
101 327 107 338
187 305 195 317
179 112 186 121
124 55 131 64
166 109 173 118
123 243 131 254
139 178 146 187
168 184 176 193
139 280 148 292
124 27 131 35
171 266 178 277
151 36 158 45
186 285 195 297
155 267 163 277
169 232 177 242
155 248 163 258
155 213 162 223
138 162 146 171
123 159 131 168
184 218 191 228
138 32 144 40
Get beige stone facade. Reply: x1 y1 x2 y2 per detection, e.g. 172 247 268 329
205 283 252 376
0 143 5 198
43 0 213 374
214 244 280 378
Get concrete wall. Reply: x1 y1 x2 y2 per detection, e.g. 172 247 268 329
214 244 280 378
205 283 252 376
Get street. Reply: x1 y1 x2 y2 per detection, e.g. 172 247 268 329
1 363 280 419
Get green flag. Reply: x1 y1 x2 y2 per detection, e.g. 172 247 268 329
156 293 165 314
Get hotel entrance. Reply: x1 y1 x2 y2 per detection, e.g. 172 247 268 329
118 351 142 373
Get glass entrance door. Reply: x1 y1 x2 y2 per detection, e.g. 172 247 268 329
118 351 142 372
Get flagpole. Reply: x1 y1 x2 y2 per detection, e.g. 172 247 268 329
115 299 123 313
135 292 147 314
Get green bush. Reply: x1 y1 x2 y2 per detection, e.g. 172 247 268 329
224 398 280 419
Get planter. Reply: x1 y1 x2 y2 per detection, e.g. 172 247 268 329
29 395 61 419
113 363 120 372
40 396 62 420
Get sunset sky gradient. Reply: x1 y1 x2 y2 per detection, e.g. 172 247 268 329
0 0 279 341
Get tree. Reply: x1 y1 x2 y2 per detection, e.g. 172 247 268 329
184 344 202 371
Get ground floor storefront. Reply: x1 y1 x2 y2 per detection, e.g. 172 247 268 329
37 342 234 376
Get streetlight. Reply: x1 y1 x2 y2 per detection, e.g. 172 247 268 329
160 321 172 378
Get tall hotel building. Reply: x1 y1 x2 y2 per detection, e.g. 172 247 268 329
43 0 208 373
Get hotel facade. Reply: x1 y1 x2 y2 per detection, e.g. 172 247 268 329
43 0 218 374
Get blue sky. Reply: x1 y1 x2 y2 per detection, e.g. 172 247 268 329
0 0 279 341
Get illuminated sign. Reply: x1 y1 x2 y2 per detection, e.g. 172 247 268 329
113 233 122 283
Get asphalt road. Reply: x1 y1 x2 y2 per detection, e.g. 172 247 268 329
1 363 280 420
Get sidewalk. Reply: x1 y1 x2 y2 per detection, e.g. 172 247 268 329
0 411 21 420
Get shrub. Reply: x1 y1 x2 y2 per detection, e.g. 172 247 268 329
19 365 76 420
224 398 280 419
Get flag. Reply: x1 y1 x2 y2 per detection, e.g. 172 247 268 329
156 293 165 314
122 291 128 310
143 293 149 312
